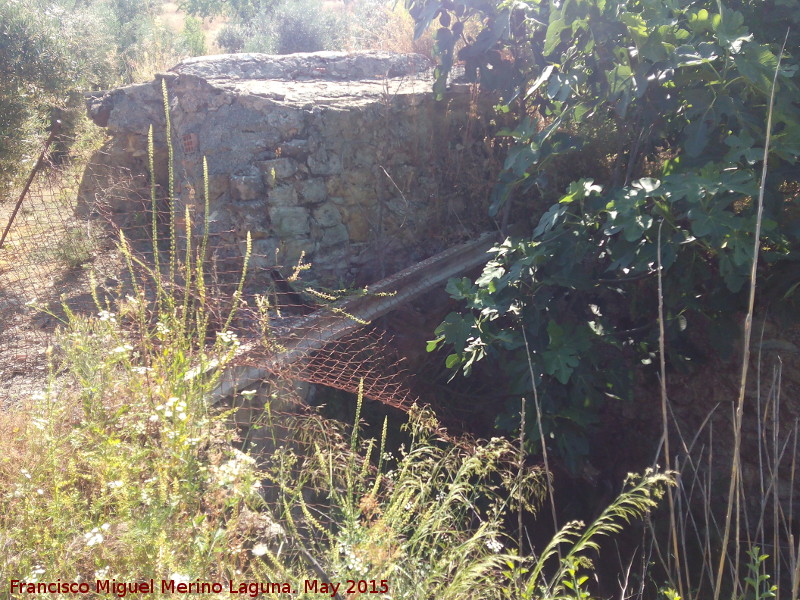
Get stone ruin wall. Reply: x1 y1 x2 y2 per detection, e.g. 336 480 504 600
81 51 503 286
79 52 800 533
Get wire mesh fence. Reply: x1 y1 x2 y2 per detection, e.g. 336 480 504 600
0 130 419 421
0 149 111 405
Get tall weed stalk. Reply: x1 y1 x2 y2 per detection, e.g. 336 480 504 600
653 30 799 600
0 81 256 585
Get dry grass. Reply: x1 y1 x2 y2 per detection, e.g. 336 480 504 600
647 44 800 600
344 2 436 57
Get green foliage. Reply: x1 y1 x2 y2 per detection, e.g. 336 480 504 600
221 0 346 55
0 0 116 196
1 85 254 584
414 0 800 468
262 0 344 54
216 23 248 53
0 312 256 584
346 0 408 50
743 547 778 600
180 0 280 20
0 0 184 198
254 401 548 599
503 468 676 599
216 0 428 56
111 0 160 24
181 17 207 62
105 0 180 83
52 225 95 270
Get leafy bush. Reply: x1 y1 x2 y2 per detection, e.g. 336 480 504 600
183 0 342 53
241 0 345 55
108 1 182 83
180 15 207 57
212 0 430 56
51 226 95 270
0 0 115 197
180 0 280 21
413 0 800 469
274 0 343 54
216 23 248 53
342 0 435 57
0 0 184 198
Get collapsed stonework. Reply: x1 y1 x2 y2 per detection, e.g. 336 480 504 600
81 51 501 285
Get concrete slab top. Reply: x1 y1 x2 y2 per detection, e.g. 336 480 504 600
214 77 438 108
171 51 434 82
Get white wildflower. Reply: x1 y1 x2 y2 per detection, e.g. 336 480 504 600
29 565 45 582
217 330 239 345
485 537 503 553
84 528 104 546
97 310 116 323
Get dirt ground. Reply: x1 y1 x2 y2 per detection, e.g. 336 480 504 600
0 169 124 407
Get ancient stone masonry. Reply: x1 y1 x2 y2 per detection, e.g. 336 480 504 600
82 51 501 286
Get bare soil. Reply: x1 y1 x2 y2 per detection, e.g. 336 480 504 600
0 174 124 407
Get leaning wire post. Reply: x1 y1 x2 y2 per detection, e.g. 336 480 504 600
0 120 62 251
